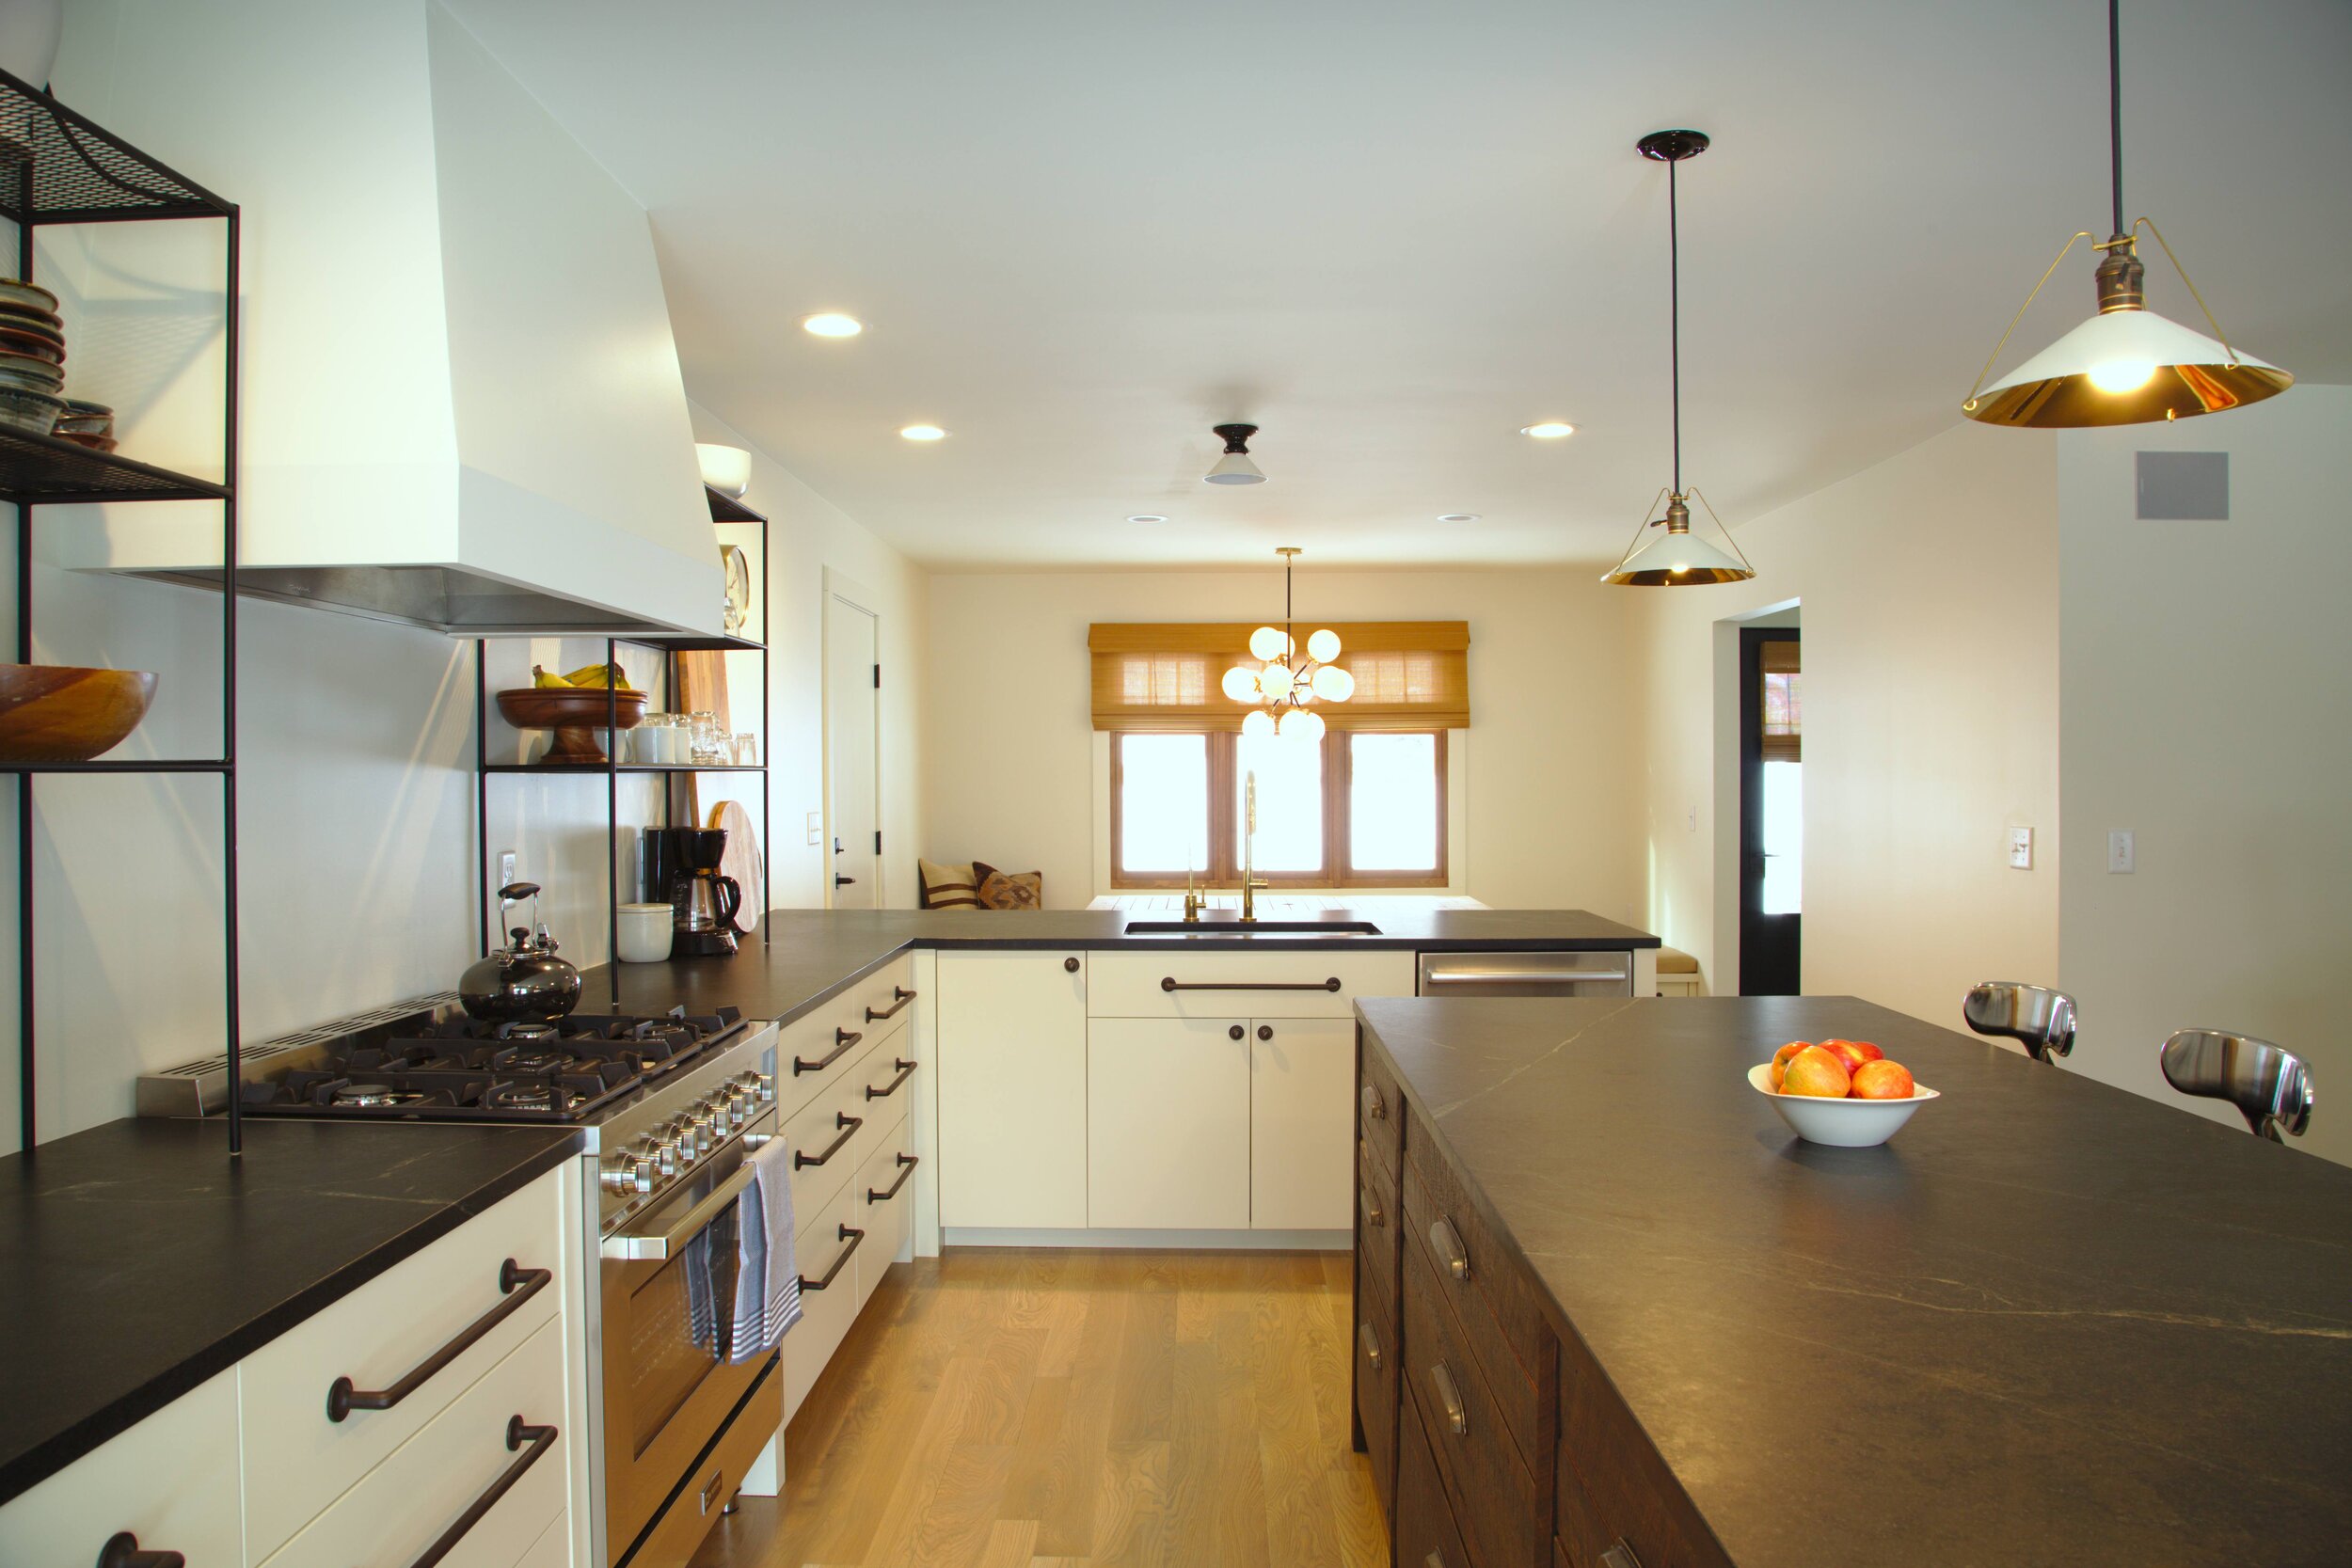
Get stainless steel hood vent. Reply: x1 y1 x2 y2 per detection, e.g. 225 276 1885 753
126 563 696 638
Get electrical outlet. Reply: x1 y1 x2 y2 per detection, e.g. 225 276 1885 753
2107 830 2135 874
805 811 822 847
499 850 518 886
2007 827 2034 869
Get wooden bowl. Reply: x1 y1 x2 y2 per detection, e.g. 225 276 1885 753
0 665 159 762
496 687 648 766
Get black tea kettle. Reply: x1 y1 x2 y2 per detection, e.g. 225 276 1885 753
461 881 584 1022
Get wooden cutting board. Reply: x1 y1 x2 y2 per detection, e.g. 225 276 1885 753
707 799 764 935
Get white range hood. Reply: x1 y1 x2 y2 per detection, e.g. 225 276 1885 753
49 0 725 639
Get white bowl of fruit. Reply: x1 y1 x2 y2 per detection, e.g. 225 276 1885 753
1748 1039 1938 1148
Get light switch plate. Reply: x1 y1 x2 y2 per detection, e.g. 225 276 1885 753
2008 827 2033 869
805 811 822 847
2107 830 2135 874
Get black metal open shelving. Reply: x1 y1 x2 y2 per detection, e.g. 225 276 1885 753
472 486 771 1009
0 67 242 1154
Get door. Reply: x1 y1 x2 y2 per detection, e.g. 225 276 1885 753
824 590 880 909
1088 1017 1251 1229
1249 1016 1356 1229
937 951 1089 1228
1739 628 1802 994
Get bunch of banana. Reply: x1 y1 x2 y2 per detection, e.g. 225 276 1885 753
532 661 631 690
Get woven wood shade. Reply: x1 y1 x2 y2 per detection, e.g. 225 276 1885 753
1759 638 1801 762
1089 622 1470 732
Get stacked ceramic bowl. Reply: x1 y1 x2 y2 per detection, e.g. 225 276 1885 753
53 399 114 451
0 277 67 435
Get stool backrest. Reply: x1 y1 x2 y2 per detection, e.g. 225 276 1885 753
2158 1029 2314 1141
1962 982 2077 1063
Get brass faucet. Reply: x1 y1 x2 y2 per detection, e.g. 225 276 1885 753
1183 867 1203 923
1240 873 1268 923
1240 768 1267 922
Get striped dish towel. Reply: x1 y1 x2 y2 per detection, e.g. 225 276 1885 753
728 1134 800 1361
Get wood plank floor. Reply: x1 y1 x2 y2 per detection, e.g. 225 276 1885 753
690 1248 1388 1568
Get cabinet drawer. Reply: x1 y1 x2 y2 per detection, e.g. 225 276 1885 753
1403 1238 1547 1568
783 1031 890 1220
1399 1385 1476 1568
633 1356 783 1568
852 1111 916 1308
0 1369 242 1568
1358 1140 1401 1329
1554 1327 1727 1568
1355 1297 1399 1521
241 1167 564 1562
1087 950 1417 1020
781 1182 862 1423
1359 1039 1404 1183
259 1315 567 1568
776 957 913 1120
1406 1111 1553 1469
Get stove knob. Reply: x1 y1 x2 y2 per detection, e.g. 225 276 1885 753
599 1153 652 1195
726 1089 753 1127
643 1135 677 1180
670 1118 702 1164
691 1114 719 1153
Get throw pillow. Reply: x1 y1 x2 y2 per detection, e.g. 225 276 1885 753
918 859 981 911
972 860 1043 911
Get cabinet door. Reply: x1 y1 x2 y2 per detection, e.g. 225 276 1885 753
937 950 1089 1228
1250 1016 1358 1229
1089 1017 1251 1229
0 1369 242 1567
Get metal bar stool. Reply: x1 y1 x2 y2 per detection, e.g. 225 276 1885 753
1962 982 2077 1063
2158 1029 2315 1142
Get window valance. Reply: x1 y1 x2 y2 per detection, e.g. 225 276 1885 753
1088 621 1470 732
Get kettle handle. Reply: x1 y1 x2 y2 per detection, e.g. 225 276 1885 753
498 881 541 906
714 875 743 931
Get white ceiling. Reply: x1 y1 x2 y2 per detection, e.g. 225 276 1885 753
446 0 2352 569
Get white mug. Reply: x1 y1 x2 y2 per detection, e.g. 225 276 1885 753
616 903 674 963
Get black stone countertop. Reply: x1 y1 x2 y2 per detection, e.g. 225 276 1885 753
581 905 1657 1027
0 1117 580 1505
1358 995 2352 1568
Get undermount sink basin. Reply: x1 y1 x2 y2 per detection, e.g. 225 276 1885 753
1122 920 1383 936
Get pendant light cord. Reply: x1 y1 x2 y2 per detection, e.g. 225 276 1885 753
1668 153 1682 497
2108 0 2123 237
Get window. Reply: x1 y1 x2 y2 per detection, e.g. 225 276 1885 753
1111 730 1447 889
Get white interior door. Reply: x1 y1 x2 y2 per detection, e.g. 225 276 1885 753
825 591 880 909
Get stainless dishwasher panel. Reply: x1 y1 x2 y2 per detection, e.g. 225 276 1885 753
1416 950 1635 997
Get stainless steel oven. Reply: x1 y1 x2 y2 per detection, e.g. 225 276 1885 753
1417 950 1636 997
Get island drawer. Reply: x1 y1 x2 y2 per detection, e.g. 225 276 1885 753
1359 1039 1403 1180
1404 1235 1547 1568
1405 1139 1553 1475
1359 1139 1400 1307
1554 1325 1728 1568
1355 1297 1398 1520
1087 950 1417 1019
1398 1385 1476 1568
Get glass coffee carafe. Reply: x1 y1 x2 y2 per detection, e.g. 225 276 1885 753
664 827 742 958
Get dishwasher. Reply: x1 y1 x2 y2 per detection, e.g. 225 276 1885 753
1416 950 1635 997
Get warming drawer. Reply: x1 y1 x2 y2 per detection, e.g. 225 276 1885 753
1416 951 1634 998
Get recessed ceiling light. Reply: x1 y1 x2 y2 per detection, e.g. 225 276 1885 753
803 312 864 338
1521 421 1576 438
1127 514 1168 524
1438 514 1480 524
898 424 947 441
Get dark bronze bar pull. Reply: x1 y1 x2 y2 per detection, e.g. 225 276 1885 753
1429 1217 1471 1281
867 1152 918 1202
794 1112 864 1168
1430 1361 1468 1436
1358 1320 1383 1370
327 1259 550 1421
793 1027 861 1076
1360 1083 1388 1121
1161 975 1342 992
97 1534 183 1568
800 1224 866 1291
866 986 917 1022
407 1416 557 1568
865 1058 917 1100
1599 1544 1644 1568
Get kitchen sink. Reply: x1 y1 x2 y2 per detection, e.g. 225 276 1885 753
1122 920 1384 936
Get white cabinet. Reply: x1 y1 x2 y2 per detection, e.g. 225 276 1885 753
0 1370 243 1568
937 951 1089 1229
1248 1017 1359 1230
1088 1018 1252 1229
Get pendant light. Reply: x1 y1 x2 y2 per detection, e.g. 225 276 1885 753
1961 0 2290 427
1222 547 1352 740
1204 423 1267 484
1603 130 1756 588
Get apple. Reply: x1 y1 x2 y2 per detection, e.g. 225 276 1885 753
1820 1038 1883 1077
1851 1060 1915 1100
1779 1046 1852 1099
1770 1041 1810 1090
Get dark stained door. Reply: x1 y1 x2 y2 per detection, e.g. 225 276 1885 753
1739 629 1802 995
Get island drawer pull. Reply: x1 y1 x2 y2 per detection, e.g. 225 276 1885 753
97 1533 183 1568
1359 1084 1388 1121
866 1058 918 1099
1162 975 1342 992
406 1415 556 1568
1359 1184 1384 1227
1429 1361 1467 1435
795 1112 865 1168
1358 1320 1383 1370
1599 1544 1644 1568
326 1257 550 1421
1428 1217 1471 1281
1425 1555 1446 1568
794 1027 863 1075
799 1224 866 1291
868 1152 918 1202
866 985 917 1022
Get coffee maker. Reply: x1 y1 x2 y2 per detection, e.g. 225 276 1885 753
644 827 742 958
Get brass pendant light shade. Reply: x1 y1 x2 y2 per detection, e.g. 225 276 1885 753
1962 0 2290 428
1603 130 1756 588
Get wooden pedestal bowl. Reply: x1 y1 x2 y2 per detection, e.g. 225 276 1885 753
495 687 648 766
0 665 158 763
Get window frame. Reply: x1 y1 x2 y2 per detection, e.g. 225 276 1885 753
1109 729 1449 891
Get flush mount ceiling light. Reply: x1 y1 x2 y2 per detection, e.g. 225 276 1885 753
1126 513 1169 524
1204 423 1267 484
1604 130 1756 588
898 424 947 441
1520 422 1576 439
801 311 864 338
1961 0 2290 427
1438 513 1481 524
1223 547 1352 741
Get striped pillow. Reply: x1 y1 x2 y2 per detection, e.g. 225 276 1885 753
919 859 981 910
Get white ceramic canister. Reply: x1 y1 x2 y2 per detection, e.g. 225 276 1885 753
615 902 675 963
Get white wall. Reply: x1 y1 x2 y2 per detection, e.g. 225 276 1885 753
1632 422 2063 1029
919 568 1643 916
2057 385 2352 1166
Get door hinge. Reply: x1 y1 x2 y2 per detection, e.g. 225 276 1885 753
874 831 882 854
872 663 881 689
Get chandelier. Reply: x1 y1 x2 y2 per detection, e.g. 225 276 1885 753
1222 547 1352 740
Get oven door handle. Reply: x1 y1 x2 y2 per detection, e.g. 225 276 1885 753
599 1122 775 1262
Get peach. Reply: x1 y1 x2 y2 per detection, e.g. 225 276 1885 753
1770 1041 1811 1090
1851 1059 1915 1100
1778 1046 1852 1099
